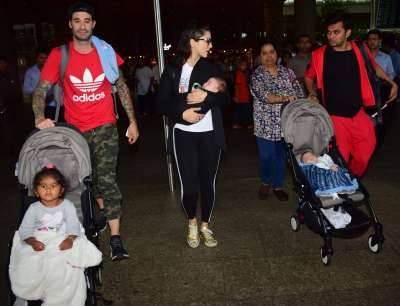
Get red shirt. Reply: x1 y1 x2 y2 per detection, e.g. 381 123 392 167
41 42 124 132
234 70 250 103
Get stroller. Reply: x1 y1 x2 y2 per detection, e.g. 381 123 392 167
281 99 384 265
9 123 104 305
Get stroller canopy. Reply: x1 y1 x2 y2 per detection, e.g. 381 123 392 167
281 99 334 157
18 125 91 195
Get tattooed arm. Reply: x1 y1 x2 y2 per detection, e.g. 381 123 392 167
32 80 55 129
115 69 139 144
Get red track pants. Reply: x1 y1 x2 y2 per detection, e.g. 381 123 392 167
331 109 376 176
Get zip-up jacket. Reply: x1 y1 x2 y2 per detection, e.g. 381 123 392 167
156 58 230 152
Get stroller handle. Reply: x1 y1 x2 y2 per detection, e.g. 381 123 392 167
30 122 83 138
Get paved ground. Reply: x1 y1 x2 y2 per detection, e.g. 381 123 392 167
1 108 400 305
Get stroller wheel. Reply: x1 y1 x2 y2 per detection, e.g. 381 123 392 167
290 215 300 232
320 246 332 266
368 235 382 254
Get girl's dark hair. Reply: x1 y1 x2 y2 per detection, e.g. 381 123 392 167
33 167 68 198
175 21 211 66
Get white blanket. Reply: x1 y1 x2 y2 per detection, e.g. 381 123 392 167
9 230 102 306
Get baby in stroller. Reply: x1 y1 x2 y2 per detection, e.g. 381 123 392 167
300 150 339 171
299 149 359 228
282 99 384 264
299 148 359 198
10 166 102 306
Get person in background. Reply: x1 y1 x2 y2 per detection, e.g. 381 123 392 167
289 34 313 93
135 59 153 117
232 59 252 129
23 51 61 121
367 29 395 80
0 56 20 156
382 34 400 91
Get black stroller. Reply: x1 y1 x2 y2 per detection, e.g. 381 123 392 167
9 124 104 305
281 99 384 265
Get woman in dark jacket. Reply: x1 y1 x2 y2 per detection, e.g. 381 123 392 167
156 22 229 248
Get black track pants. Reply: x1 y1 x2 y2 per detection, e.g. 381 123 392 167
172 128 221 223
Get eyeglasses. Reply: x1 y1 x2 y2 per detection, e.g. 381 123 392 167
197 38 212 45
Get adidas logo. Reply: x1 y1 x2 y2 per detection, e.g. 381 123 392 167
70 69 106 102
70 68 105 93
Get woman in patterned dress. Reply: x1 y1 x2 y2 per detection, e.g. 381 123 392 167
251 42 304 201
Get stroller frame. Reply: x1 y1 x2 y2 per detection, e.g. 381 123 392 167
285 137 385 265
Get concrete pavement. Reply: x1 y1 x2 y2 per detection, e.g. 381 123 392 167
1 111 399 305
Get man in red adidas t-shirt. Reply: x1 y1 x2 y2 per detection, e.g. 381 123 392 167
32 2 139 261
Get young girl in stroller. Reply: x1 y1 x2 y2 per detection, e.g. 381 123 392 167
9 166 102 306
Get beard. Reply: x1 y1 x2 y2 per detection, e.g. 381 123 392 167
328 37 346 48
72 30 92 42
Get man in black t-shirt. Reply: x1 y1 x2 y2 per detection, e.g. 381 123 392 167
304 12 398 177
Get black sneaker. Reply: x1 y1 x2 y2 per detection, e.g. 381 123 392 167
110 235 130 261
95 210 107 233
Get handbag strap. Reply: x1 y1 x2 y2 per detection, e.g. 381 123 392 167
357 42 383 123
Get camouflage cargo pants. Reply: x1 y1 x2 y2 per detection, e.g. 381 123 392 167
83 123 122 220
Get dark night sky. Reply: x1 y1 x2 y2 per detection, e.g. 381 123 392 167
5 0 265 55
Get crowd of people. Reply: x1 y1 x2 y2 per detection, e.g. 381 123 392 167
2 2 400 305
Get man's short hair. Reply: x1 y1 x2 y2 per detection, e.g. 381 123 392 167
297 34 311 43
67 2 95 20
0 55 7 62
367 29 382 40
325 11 351 30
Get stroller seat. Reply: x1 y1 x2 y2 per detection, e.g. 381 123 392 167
17 125 91 221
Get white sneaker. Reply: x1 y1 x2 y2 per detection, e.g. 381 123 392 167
187 224 200 248
200 227 218 247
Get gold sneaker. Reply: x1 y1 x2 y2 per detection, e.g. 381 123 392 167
187 224 200 248
200 227 218 247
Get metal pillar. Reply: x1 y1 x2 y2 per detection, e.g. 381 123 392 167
370 0 377 29
294 0 317 41
153 0 175 192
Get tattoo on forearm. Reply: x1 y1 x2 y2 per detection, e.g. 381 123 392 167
32 80 51 122
116 72 136 122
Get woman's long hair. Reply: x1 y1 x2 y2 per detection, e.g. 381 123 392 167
174 21 210 67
